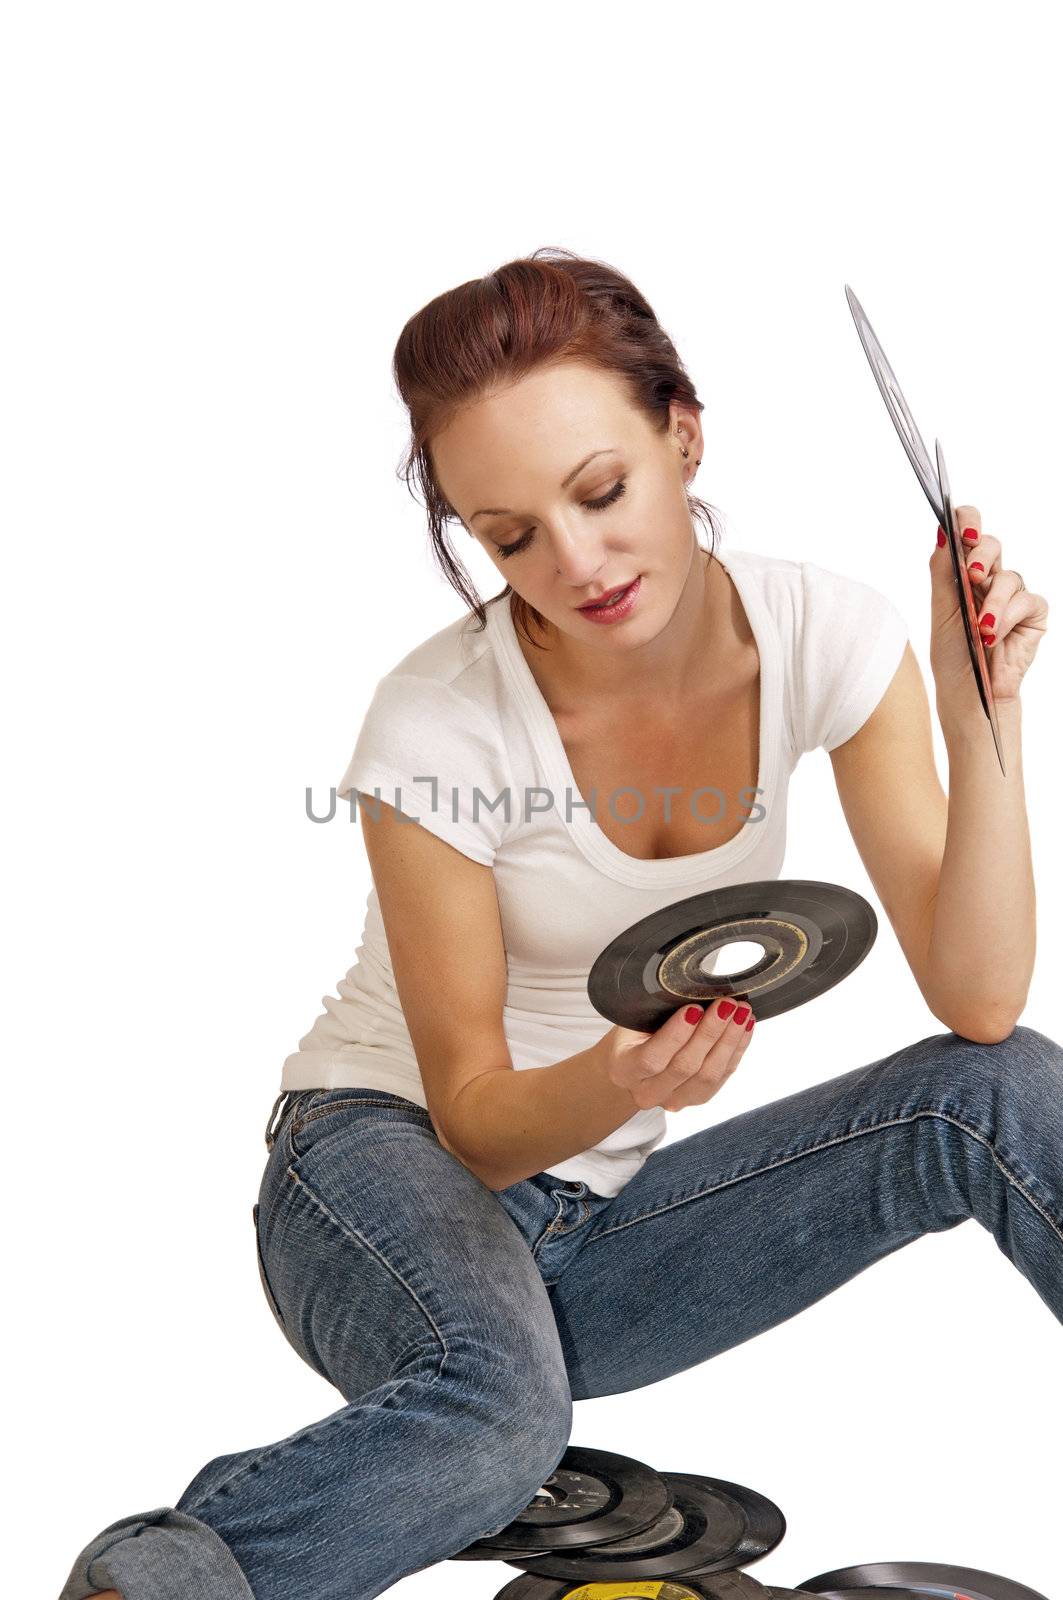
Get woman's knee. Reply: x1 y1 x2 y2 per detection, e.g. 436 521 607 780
953 1022 1062 1094
459 1341 573 1461
466 1380 573 1538
903 1023 1063 1147
907 1021 1058 1090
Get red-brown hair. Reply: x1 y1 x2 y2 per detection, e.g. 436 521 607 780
392 245 723 649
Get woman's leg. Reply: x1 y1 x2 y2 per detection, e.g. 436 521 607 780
548 1024 1063 1399
59 1090 575 1600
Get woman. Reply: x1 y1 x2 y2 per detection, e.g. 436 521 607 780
63 249 1061 1600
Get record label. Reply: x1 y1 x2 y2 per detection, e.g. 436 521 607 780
564 1586 670 1599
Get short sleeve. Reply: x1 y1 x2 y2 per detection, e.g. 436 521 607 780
336 674 513 866
796 561 910 754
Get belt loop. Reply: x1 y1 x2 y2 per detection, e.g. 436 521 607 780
264 1089 294 1151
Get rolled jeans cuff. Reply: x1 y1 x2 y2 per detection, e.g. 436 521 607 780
58 1506 254 1600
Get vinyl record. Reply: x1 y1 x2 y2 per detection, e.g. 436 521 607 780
666 1475 786 1576
844 284 1006 777
844 284 945 529
587 880 876 1032
936 438 1007 775
452 1446 673 1558
798 1558 1049 1600
493 1569 777 1600
802 1592 933 1599
509 1473 784 1582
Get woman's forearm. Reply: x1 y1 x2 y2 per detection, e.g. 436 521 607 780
444 1043 642 1191
924 697 1035 1039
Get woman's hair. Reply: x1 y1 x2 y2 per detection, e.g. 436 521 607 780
392 246 723 648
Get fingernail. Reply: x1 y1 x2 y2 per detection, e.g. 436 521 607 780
936 527 946 547
745 1017 755 1031
684 1006 703 1024
983 633 996 646
962 527 979 543
732 1004 750 1024
717 1000 736 1019
970 562 985 575
980 612 995 629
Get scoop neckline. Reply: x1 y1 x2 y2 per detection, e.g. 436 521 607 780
486 545 781 888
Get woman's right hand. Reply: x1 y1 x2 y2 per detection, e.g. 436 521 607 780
595 998 756 1112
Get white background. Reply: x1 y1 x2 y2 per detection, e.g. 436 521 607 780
4 2 1060 1595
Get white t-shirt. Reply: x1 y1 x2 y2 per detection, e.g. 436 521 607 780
280 542 909 1197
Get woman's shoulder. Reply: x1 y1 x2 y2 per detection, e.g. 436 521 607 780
373 602 496 682
358 600 511 731
724 543 898 625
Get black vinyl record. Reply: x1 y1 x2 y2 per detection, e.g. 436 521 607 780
509 1473 786 1583
798 1557 1049 1600
935 437 1007 774
587 879 876 1032
844 284 1006 776
802 1592 933 1599
452 1446 673 1558
668 1475 786 1577
494 1569 777 1600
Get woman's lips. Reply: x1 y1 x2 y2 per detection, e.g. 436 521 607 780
576 575 642 622
578 580 634 610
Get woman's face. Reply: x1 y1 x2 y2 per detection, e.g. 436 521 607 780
431 359 704 647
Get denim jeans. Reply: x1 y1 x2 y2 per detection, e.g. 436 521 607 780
59 1024 1063 1599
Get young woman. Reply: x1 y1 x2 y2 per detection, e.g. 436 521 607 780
63 249 1060 1600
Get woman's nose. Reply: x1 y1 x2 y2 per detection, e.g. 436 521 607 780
550 524 610 585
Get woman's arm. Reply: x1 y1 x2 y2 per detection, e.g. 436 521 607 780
925 506 1046 1036
357 792 649 1190
830 653 1034 1042
443 1046 642 1191
829 505 1046 1043
924 697 1033 1039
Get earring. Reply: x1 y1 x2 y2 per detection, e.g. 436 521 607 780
678 429 699 471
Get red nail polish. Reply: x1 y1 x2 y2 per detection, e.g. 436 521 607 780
717 1000 736 1019
936 527 946 547
980 613 995 629
962 527 978 542
732 1005 750 1024
970 562 984 574
685 1006 703 1024
745 1017 755 1031
983 633 996 646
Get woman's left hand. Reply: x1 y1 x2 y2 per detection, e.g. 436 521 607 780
930 503 1049 720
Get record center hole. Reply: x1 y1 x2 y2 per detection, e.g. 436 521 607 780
705 941 764 977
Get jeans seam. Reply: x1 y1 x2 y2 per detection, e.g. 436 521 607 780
182 1389 422 1519
296 1096 431 1128
549 1194 592 1236
85 1525 156 1585
183 1170 451 1517
583 1107 1063 1248
533 1188 566 1253
285 1162 450 1363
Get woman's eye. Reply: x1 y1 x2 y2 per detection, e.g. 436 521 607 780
496 529 534 560
584 478 627 512
496 477 628 559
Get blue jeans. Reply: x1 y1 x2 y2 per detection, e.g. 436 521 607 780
59 1024 1063 1600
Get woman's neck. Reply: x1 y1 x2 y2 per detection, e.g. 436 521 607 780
514 546 743 717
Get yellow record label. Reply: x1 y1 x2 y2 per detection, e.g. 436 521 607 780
561 1586 708 1600
562 1584 680 1600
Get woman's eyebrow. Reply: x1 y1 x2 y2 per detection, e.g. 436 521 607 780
470 447 620 523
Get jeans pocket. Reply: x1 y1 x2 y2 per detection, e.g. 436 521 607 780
252 1202 286 1334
